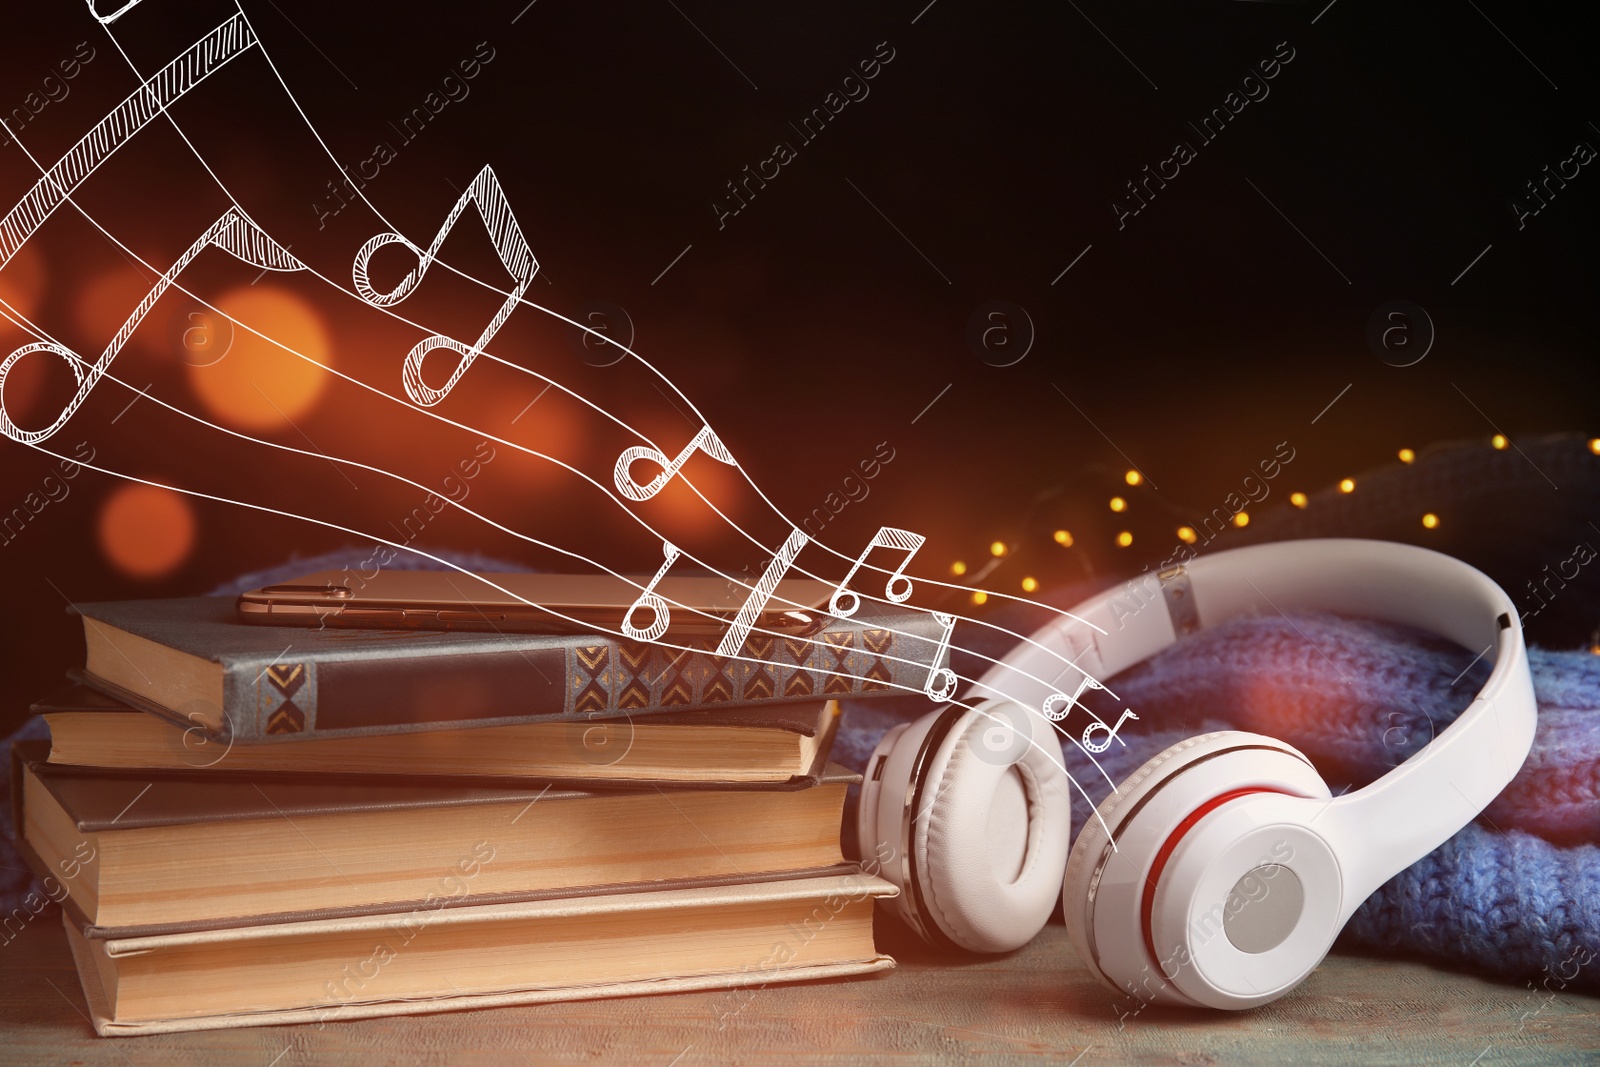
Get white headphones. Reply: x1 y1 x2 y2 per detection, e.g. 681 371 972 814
858 539 1537 1008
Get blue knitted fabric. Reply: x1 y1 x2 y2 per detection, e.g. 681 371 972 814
831 611 1600 992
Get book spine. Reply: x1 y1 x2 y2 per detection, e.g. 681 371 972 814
222 615 941 742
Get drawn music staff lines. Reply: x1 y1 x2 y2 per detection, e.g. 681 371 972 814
0 96 1121 748
0 6 1137 790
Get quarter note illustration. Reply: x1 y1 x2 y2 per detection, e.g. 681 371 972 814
922 611 958 702
621 541 683 642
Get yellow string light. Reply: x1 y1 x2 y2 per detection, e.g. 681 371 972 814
989 541 1007 557
950 561 967 577
1053 529 1074 547
971 591 988 606
1177 526 1197 544
1021 576 1039 593
1422 513 1439 529
1492 434 1508 450
1125 470 1142 486
1290 492 1308 509
1234 511 1250 528
1116 531 1133 547
1398 448 1415 464
1109 496 1127 513
1589 438 1600 455
1339 478 1356 494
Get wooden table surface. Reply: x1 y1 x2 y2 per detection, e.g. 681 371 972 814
2 911 1595 1066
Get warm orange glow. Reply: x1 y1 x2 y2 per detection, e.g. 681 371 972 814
951 560 967 576
1339 478 1355 494
1021 576 1038 593
1233 511 1249 527
1398 448 1415 464
1422 513 1440 529
989 541 1007 557
1290 492 1308 508
1109 496 1127 513
1053 529 1074 547
1590 439 1600 455
1124 470 1142 486
0 241 46 320
1116 530 1133 547
1177 526 1197 544
187 285 331 430
98 484 196 579
74 268 170 359
1491 434 1508 450
971 591 988 605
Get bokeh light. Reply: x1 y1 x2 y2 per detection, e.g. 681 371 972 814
98 483 197 579
0 242 46 320
187 285 331 430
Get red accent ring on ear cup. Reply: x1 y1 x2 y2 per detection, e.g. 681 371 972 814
1139 787 1290 979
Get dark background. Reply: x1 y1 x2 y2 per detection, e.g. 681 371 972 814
0 0 1596 733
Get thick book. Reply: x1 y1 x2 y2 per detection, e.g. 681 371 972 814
65 872 896 1035
71 595 944 741
34 684 842 788
13 741 860 929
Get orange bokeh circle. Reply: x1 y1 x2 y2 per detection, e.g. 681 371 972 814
98 483 197 579
0 242 47 320
186 285 332 430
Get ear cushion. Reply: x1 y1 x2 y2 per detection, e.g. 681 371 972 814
1062 730 1327 1000
913 700 1072 953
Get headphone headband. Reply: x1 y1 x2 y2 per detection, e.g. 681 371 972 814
969 538 1537 911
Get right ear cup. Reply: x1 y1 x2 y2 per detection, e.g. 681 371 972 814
859 700 1071 954
1062 731 1331 1005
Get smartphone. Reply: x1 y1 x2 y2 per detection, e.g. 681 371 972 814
235 569 832 639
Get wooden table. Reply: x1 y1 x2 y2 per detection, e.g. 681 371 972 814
2 912 1595 1065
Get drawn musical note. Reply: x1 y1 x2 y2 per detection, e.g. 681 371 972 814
351 166 538 407
715 527 809 657
828 525 925 617
0 14 256 272
923 611 958 701
614 424 737 502
1041 673 1103 722
1082 709 1139 754
89 0 150 25
621 541 682 642
0 209 299 445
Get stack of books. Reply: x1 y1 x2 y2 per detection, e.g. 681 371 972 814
12 592 945 1034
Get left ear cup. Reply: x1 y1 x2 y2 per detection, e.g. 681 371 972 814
858 700 1071 953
